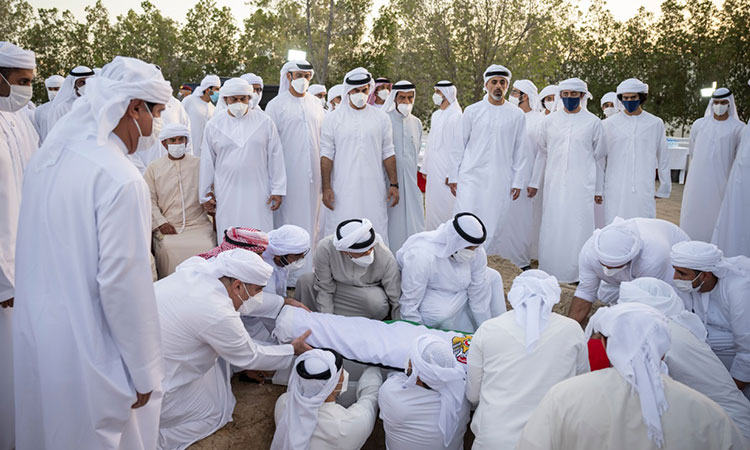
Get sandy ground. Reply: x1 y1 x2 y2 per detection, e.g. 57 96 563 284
192 184 684 450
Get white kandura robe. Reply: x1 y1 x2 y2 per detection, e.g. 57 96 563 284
534 109 607 282
240 252 289 346
33 101 54 142
680 115 744 241
397 245 506 333
0 109 38 450
602 110 671 225
517 368 748 450
466 312 589 450
274 366 382 450
182 96 215 158
155 269 296 450
320 104 395 244
386 110 425 253
379 371 471 450
130 97 194 173
713 124 750 258
199 109 286 237
13 135 163 450
574 218 689 305
497 109 545 267
423 106 462 230
453 100 527 255
665 321 750 440
144 155 216 278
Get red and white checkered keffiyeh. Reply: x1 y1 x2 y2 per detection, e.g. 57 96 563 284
198 227 269 259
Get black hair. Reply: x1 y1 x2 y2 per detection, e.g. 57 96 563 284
617 92 648 105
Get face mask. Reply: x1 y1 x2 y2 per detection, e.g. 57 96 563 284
350 92 367 108
76 84 86 97
338 369 349 395
47 89 58 101
250 92 261 109
544 100 555 112
132 105 155 152
320 97 327 108
286 258 306 271
152 116 164 137
713 103 729 117
622 99 640 113
291 77 310 94
561 96 581 112
432 93 444 106
228 101 249 117
674 272 703 293
452 248 475 263
167 143 186 158
210 91 220 104
350 251 374 267
508 95 520 106
0 74 33 113
396 102 413 116
238 284 264 314
602 264 626 277
377 89 390 101
603 107 617 117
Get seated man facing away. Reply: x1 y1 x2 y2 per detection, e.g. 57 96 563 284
618 277 750 440
145 123 216 278
296 218 401 319
155 249 312 450
569 217 689 324
397 212 505 332
272 349 383 450
518 303 748 449
671 240 750 399
466 270 589 450
379 334 470 450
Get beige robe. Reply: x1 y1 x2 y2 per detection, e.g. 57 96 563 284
144 154 215 278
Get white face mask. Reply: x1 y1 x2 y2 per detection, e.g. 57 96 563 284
0 74 33 113
508 95 520 106
319 97 327 108
377 89 390 101
396 102 413 116
602 264 626 277
47 89 58 101
76 84 86 97
452 248 475 263
350 92 367 108
286 257 306 271
713 103 729 117
250 92 261 109
338 369 350 395
152 116 163 138
350 251 374 267
132 105 155 151
674 272 703 293
603 107 617 117
228 101 249 117
291 77 310 95
432 93 444 106
544 99 555 112
167 143 186 158
238 283 264 315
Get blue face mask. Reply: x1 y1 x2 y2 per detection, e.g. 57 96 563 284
561 96 581 112
622 99 640 113
210 91 220 104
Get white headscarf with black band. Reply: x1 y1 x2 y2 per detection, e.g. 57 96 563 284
397 212 486 259
434 80 461 111
512 79 539 111
279 60 314 95
482 64 512 93
381 80 416 113
342 67 374 110
704 87 738 118
333 218 378 252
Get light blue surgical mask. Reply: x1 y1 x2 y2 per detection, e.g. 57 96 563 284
210 91 220 104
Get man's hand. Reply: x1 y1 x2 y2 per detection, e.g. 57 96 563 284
131 391 152 409
243 370 272 384
268 195 283 211
387 186 400 207
291 329 313 355
569 297 594 326
284 297 311 312
527 187 538 198
448 182 457 196
511 188 521 200
594 195 603 204
322 188 335 210
202 193 216 214
1 298 13 308
159 223 177 235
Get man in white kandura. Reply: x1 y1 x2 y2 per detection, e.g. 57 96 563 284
144 123 216 278
265 61 324 276
320 67 399 243
451 64 527 255
240 72 265 111
296 218 401 320
155 249 312 450
671 241 750 399
423 80 462 231
308 83 327 108
397 213 505 333
467 270 589 449
327 84 344 111
499 79 545 270
619 277 750 440
600 91 618 118
32 74 63 135
568 217 689 324
379 334 470 450
535 77 607 282
680 87 744 241
182 74 220 157
273 349 383 450
382 80 424 252
40 65 94 141
602 78 671 225
539 84 558 116
518 303 748 449
13 56 169 450
199 77 286 236
0 41 38 450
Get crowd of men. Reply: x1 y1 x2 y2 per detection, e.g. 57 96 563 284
2 38 750 450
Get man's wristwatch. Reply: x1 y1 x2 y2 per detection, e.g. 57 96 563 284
390 183 399 189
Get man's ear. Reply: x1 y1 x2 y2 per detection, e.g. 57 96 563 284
125 99 143 120
286 72 292 81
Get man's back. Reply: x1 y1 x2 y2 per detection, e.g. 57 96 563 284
518 368 747 450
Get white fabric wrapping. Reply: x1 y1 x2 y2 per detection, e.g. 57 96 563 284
333 219 376 252
0 41 36 68
278 60 314 95
327 84 344 109
240 73 263 88
617 78 648 94
482 64 512 87
159 123 190 142
343 67 375 95
513 79 539 110
176 249 273 285
594 218 642 266
44 74 64 89
538 85 559 112
601 91 617 107
268 225 310 256
670 241 745 279
190 74 220 97
308 84 326 97
507 270 561 352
